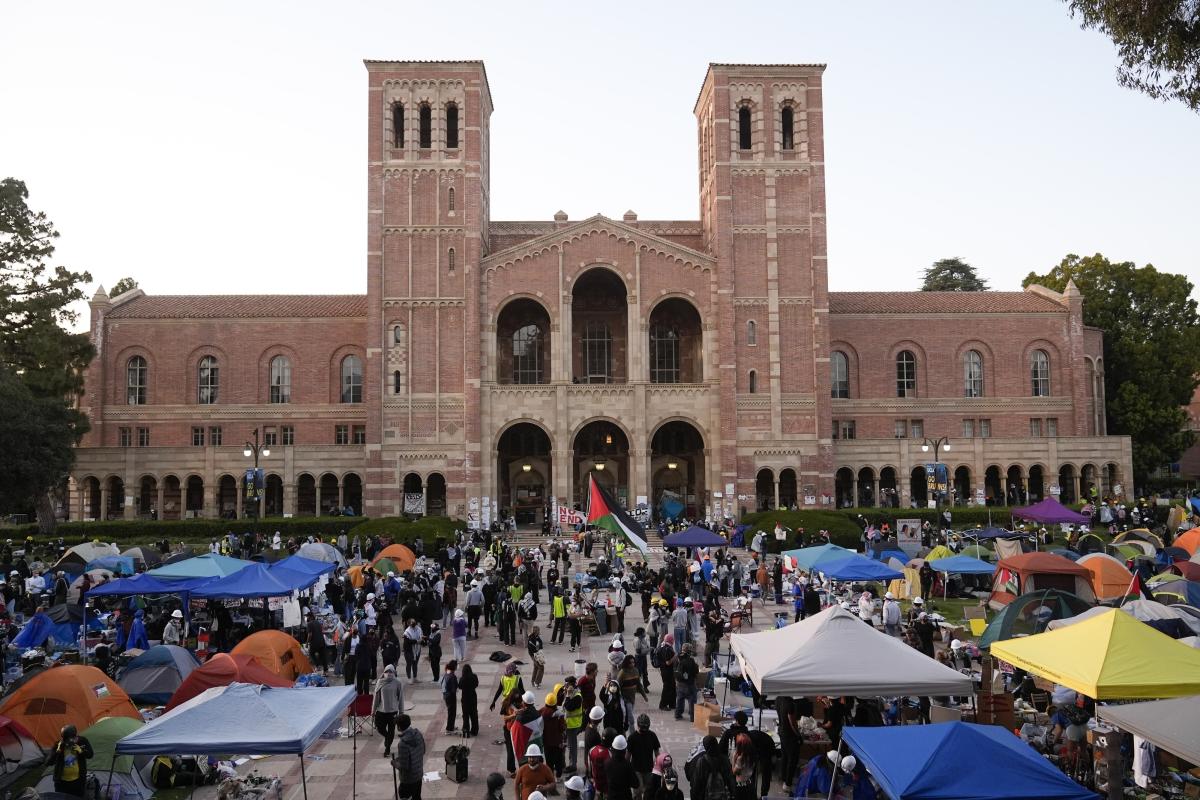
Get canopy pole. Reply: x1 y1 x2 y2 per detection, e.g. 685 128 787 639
352 703 358 800
105 761 115 797
298 752 309 800
825 738 844 800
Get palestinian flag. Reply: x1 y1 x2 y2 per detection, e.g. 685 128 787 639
586 474 650 554
1121 572 1156 604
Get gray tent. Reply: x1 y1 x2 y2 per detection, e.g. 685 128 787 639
117 645 199 705
1097 696 1200 765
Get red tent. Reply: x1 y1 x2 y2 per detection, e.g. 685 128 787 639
167 653 292 711
988 551 1096 609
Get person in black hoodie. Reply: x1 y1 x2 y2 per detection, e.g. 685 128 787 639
460 664 480 737
690 735 733 800
46 724 93 796
427 623 443 680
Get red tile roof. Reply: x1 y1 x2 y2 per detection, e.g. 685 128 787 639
829 291 1065 314
108 295 368 320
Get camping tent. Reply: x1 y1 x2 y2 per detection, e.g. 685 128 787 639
662 526 727 548
1047 599 1200 637
147 554 254 580
959 544 995 561
52 542 120 573
967 527 1023 539
928 555 996 575
1174 529 1200 556
296 542 348 567
230 631 313 681
1097 696 1200 766
988 551 1095 609
978 589 1093 649
116 683 356 755
1114 528 1165 549
816 554 903 582
120 546 162 569
117 645 200 704
1011 498 1090 525
68 569 115 603
375 543 417 572
53 717 155 800
85 555 135 576
781 544 852 572
1151 579 1200 608
190 563 311 599
1077 552 1134 601
167 653 292 711
991 607 1200 699
840 722 1096 800
0 666 141 746
0 716 43 780
730 605 971 697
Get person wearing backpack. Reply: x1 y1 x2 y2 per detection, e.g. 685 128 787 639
689 735 733 800
673 643 699 721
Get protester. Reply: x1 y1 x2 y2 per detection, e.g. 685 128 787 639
46 724 93 797
372 664 405 757
441 659 460 733
394 714 426 800
460 663 480 737
515 745 556 800
689 735 734 800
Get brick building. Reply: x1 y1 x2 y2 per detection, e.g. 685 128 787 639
70 60 1132 524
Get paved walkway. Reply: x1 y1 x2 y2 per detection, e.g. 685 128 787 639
196 587 783 799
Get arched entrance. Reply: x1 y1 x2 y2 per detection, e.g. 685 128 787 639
82 477 101 520
162 475 181 520
779 468 798 510
217 475 237 519
1104 463 1120 497
105 476 125 520
984 466 1002 506
572 269 627 383
425 473 446 517
1028 465 1046 501
1058 465 1077 504
856 467 876 507
264 474 284 517
650 420 706 520
758 469 777 511
296 474 316 516
879 467 898 508
498 423 551 525
138 476 158 518
954 466 971 506
647 299 703 383
573 420 628 508
319 473 339 515
1081 464 1099 501
909 467 928 508
497 299 551 384
343 473 364 516
185 476 204 517
1007 465 1026 505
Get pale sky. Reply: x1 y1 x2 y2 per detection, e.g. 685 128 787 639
3 0 1198 317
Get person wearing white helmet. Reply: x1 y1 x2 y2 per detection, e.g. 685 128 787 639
162 609 185 646
515 744 554 800
607 734 638 800
882 591 901 637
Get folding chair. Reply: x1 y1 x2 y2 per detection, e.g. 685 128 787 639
347 692 375 737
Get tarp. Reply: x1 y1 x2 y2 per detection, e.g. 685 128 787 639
841 722 1096 800
870 547 910 564
85 572 212 598
730 605 971 697
167 653 292 711
1077 552 1134 601
118 645 200 705
991 607 1200 698
0 666 141 747
189 563 307 599
816 553 904 581
1011 498 1090 525
968 526 1023 539
781 544 852 571
979 590 1094 649
988 551 1095 610
928 555 996 575
1097 696 1200 765
295 543 347 568
230 631 312 681
13 612 79 650
147 554 255 580
662 526 727 548
116 683 356 755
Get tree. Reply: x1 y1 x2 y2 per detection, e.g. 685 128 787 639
1023 253 1200 483
0 369 81 523
110 276 138 297
921 258 989 291
1064 0 1200 112
0 178 94 531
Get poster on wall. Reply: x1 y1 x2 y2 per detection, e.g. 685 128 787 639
403 493 424 515
492 499 499 527
482 496 491 528
468 497 480 530
896 518 922 557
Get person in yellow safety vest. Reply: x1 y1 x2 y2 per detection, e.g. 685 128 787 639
490 661 526 711
219 538 231 556
615 539 626 569
559 677 585 773
551 592 568 645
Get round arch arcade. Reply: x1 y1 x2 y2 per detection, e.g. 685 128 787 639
497 422 552 525
649 420 705 521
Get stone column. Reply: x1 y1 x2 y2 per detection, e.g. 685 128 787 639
773 480 780 510
561 296 573 382
872 479 881 508
315 484 323 517
338 482 345 508
1001 478 1010 506
99 487 109 521
284 482 296 517
235 482 243 519
204 481 216 519
156 483 165 520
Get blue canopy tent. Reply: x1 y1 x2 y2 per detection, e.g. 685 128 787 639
662 526 727 549
271 555 336 577
870 547 909 563
783 543 852 572
840 722 1096 800
816 553 903 582
85 573 214 598
1189 497 1200 516
928 555 997 575
147 554 254 580
190 563 310 599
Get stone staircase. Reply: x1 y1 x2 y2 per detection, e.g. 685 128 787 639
502 526 668 569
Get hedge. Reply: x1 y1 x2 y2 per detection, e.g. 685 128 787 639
2 516 368 546
348 516 467 550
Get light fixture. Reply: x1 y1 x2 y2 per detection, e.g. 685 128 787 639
667 460 678 470
522 463 532 472
243 446 253 457
262 447 271 457
942 443 951 452
594 457 607 471
605 434 613 445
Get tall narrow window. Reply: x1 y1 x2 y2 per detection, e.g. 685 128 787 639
649 324 680 384
1031 349 1050 396
393 325 404 344
393 370 402 393
269 355 291 403
341 355 363 403
830 351 849 398
418 103 432 148
197 356 219 405
512 324 543 384
738 105 752 150
447 248 456 273
896 350 917 398
445 102 459 148
746 320 757 346
582 322 612 383
126 356 147 405
392 103 404 147
963 350 983 397
781 106 794 150
748 369 758 394
447 187 455 212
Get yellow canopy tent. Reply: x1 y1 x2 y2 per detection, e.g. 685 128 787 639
991 608 1200 699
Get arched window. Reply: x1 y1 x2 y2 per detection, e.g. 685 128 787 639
738 105 752 150
340 355 363 403
393 326 403 345
582 321 612 384
393 370 402 394
126 356 147 405
896 350 916 398
512 324 543 384
269 355 291 403
447 248 456 273
418 104 432 149
746 320 757 346
830 351 849 398
1031 349 1051 396
391 103 404 147
445 102 459 148
781 106 794 150
748 369 758 394
197 356 219 405
963 349 983 397
649 324 680 384
447 187 455 212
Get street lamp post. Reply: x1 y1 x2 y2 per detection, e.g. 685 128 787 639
920 436 952 521
243 428 271 519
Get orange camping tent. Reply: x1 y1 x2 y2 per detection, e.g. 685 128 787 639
0 665 141 747
1077 553 1134 601
375 544 417 572
231 630 312 681
1173 529 1200 556
167 653 292 710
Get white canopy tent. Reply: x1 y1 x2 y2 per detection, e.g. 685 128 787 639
729 605 972 697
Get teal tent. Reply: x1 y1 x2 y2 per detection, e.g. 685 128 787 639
148 554 254 580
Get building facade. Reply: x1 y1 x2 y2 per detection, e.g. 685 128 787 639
70 60 1132 524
